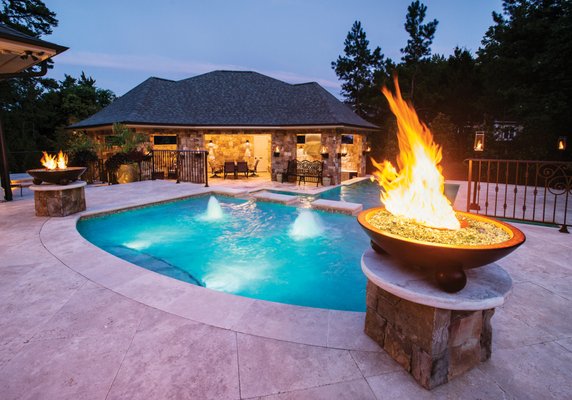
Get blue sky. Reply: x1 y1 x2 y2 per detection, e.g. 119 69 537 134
43 0 503 97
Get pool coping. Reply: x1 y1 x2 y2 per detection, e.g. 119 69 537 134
40 185 380 352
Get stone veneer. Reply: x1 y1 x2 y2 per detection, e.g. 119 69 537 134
31 184 86 217
364 281 494 390
91 127 373 184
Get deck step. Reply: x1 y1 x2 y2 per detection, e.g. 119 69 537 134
252 191 299 205
311 199 363 216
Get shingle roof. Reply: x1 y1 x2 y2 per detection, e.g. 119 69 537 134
70 71 378 130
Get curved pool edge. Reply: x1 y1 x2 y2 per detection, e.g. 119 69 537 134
39 195 381 353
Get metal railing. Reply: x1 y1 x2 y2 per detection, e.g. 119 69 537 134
151 150 208 186
466 159 572 233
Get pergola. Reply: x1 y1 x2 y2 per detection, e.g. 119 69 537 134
0 23 67 201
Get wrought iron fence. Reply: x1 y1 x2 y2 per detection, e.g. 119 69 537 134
466 159 572 233
151 150 208 185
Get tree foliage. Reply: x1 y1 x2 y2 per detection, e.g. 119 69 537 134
400 0 438 65
333 0 572 164
0 0 57 37
331 21 389 118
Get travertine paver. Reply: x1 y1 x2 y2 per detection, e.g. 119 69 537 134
0 179 571 399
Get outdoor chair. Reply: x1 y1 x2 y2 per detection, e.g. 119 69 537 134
236 161 249 178
249 159 260 176
223 161 236 179
208 160 222 178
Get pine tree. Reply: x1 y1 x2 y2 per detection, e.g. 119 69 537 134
400 1 438 99
331 21 387 118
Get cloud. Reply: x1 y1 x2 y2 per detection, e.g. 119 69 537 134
55 51 341 90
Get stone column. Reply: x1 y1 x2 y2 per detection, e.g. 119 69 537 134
270 131 296 181
321 131 341 185
361 248 512 390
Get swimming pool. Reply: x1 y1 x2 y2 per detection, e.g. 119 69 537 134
78 196 369 311
271 179 460 210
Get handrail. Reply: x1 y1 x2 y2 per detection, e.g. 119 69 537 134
466 159 572 233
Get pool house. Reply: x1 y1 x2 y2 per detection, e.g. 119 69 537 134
70 70 379 184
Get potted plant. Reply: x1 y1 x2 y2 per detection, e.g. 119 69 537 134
105 123 149 184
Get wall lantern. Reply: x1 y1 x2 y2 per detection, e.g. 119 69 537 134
557 136 567 151
341 145 348 157
473 132 485 152
320 146 329 159
273 145 281 157
363 143 371 155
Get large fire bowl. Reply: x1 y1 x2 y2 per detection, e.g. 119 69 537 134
27 167 86 185
357 207 526 293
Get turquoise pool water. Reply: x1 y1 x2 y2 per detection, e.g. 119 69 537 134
78 196 369 311
272 179 460 210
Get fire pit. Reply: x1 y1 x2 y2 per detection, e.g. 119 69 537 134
358 207 525 292
27 151 87 217
361 78 525 292
359 77 526 390
27 151 86 185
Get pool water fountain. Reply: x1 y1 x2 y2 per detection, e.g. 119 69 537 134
289 210 323 240
201 196 224 221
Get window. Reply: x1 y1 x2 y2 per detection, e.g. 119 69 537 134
341 134 354 144
153 135 177 145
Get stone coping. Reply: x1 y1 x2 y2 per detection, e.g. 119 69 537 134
311 199 363 216
251 191 299 204
30 180 86 191
39 186 380 352
361 248 512 310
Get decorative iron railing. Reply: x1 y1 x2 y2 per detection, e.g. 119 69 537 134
466 159 572 233
150 149 208 186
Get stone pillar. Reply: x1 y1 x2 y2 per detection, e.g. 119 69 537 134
321 132 341 185
361 248 512 390
30 181 86 217
270 131 296 181
365 282 494 389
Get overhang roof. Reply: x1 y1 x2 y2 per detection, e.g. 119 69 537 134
0 23 68 75
70 70 378 130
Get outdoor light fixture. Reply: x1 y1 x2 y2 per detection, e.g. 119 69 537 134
557 136 567 151
474 132 485 152
363 143 372 155
341 145 348 157
273 146 281 157
320 146 329 159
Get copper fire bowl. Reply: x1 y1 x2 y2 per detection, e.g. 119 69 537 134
27 167 86 185
357 207 526 292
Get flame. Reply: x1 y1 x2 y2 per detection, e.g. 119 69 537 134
41 150 68 170
372 78 460 230
475 140 483 151
558 139 565 150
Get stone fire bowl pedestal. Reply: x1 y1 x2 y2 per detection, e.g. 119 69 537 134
361 248 512 390
30 181 86 217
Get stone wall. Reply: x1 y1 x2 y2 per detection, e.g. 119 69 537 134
364 280 494 389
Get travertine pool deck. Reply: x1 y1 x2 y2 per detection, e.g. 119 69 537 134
0 179 571 399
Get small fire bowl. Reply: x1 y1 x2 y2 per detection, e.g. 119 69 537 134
27 167 86 185
357 207 526 293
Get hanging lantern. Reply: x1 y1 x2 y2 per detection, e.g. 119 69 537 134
474 132 485 152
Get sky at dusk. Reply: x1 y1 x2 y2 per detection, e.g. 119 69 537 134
43 0 503 97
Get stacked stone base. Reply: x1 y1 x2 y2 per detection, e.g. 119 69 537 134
365 280 494 390
32 185 86 217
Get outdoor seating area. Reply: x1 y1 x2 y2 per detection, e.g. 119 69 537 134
223 161 250 179
281 159 324 186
